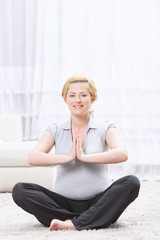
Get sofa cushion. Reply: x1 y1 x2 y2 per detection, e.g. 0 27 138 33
0 166 56 192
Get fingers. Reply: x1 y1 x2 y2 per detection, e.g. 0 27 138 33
73 128 79 145
72 128 79 142
72 131 76 143
70 129 79 160
76 130 83 155
72 128 83 160
75 128 79 138
75 129 80 147
72 128 85 161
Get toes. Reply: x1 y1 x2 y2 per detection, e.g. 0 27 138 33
50 221 56 231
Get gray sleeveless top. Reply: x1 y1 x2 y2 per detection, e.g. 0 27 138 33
46 117 116 200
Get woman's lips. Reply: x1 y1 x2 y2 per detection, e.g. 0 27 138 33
73 105 83 109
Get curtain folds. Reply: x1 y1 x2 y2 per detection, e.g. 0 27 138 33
0 0 160 180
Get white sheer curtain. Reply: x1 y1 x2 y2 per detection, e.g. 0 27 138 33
0 0 160 180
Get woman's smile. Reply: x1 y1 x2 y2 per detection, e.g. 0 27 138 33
73 105 84 109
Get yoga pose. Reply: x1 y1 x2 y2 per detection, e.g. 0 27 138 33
12 74 140 231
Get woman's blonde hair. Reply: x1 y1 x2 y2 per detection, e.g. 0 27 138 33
62 74 98 117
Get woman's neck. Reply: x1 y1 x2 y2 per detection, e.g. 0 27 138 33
71 115 90 129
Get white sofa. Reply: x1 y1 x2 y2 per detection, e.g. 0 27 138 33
0 115 56 192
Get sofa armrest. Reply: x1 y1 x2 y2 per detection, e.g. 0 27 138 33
0 141 55 167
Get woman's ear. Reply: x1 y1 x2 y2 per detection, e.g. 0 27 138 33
91 96 95 103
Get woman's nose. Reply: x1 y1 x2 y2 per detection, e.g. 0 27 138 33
75 95 81 102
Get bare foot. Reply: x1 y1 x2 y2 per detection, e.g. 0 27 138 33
50 219 76 231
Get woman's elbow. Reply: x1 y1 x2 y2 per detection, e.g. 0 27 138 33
28 151 36 165
121 148 128 162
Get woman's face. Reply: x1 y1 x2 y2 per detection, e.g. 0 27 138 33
66 82 93 117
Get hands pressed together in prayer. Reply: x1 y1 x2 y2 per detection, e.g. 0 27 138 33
70 128 85 162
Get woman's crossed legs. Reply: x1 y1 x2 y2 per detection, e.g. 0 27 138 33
12 175 140 230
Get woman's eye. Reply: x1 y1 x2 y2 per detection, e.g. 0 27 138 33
70 95 75 97
81 94 87 97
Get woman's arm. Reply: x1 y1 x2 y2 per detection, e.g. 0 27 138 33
77 128 128 164
28 131 76 166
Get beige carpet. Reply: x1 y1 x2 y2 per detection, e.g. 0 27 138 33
0 181 160 240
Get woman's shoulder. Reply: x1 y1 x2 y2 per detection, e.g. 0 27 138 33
46 119 71 136
89 118 116 142
91 118 116 130
45 122 57 138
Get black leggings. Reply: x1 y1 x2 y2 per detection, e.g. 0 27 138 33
12 175 140 230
